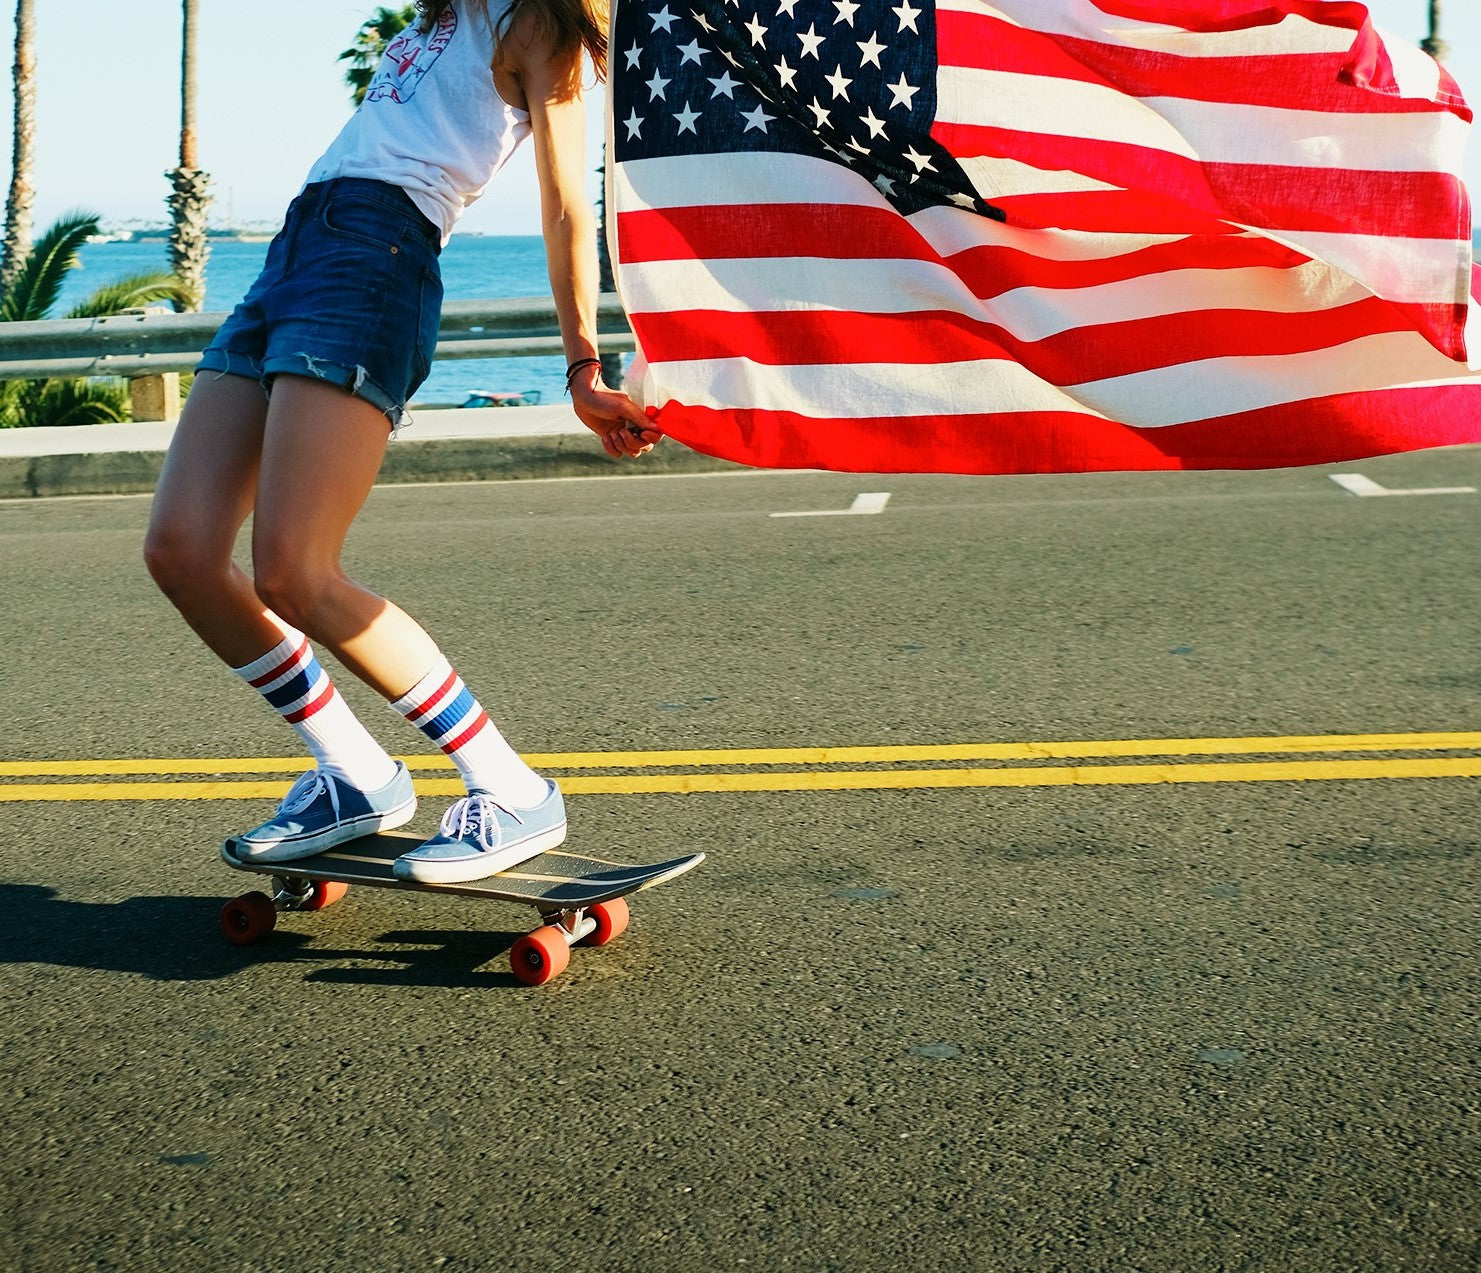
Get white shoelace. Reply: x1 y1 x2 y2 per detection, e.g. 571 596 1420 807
438 793 520 852
278 768 341 821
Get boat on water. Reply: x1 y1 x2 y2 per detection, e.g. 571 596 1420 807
460 389 542 408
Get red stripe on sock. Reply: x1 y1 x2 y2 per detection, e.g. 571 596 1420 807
407 670 460 726
284 680 336 725
442 710 489 755
248 639 309 689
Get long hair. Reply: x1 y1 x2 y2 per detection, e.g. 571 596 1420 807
418 0 609 81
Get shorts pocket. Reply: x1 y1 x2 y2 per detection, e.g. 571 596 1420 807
411 267 445 390
319 192 407 254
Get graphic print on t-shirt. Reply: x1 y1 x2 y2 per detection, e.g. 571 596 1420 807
366 6 457 104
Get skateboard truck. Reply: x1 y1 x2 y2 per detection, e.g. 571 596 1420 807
510 901 630 985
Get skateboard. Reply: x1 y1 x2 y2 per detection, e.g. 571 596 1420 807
218 832 704 986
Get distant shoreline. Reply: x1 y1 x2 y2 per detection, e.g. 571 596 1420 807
85 227 525 244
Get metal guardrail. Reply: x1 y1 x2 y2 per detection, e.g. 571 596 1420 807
0 295 637 382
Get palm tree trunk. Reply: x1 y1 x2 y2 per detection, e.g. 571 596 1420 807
595 140 624 389
1422 0 1447 63
1 0 36 297
166 0 211 311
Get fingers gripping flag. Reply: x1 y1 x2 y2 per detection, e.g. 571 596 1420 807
607 0 1481 475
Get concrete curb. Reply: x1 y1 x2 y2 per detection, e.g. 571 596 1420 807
0 431 745 499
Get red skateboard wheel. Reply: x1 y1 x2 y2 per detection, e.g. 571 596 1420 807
302 880 349 911
220 891 277 946
510 925 571 986
581 897 630 946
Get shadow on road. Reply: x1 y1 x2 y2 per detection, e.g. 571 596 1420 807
0 883 300 981
302 930 525 988
0 884 523 987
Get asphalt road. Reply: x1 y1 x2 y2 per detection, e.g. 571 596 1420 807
2 452 1479 1272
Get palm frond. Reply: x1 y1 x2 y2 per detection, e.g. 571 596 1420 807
12 377 131 428
64 273 191 320
0 210 99 323
0 381 24 429
340 5 418 106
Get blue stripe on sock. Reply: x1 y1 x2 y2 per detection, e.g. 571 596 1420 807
264 659 320 713
421 686 476 741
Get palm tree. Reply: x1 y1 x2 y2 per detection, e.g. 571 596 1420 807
0 212 193 427
595 147 623 389
1 0 36 295
1422 0 1447 62
340 6 418 106
166 0 211 311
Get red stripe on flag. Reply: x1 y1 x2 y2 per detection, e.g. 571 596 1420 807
617 204 936 265
947 235 1310 302
651 387 1481 476
1070 2 1472 112
1088 0 1370 37
631 297 1418 384
934 121 1467 240
620 204 1314 297
936 10 1449 115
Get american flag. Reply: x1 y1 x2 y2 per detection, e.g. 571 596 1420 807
607 0 1481 474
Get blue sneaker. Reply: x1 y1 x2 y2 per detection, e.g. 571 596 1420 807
232 763 417 863
392 781 567 884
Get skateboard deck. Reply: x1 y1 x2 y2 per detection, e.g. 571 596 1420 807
218 831 704 986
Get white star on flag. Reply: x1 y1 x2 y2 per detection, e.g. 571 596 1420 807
903 144 934 172
740 103 773 132
857 32 886 67
886 72 918 110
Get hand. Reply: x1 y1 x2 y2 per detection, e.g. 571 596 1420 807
570 373 664 459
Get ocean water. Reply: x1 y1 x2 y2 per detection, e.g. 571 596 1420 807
55 235 575 407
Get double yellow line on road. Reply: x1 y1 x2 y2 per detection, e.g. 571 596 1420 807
3 732 1480 802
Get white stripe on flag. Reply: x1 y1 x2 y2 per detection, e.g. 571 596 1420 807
936 69 1471 172
647 355 1105 418
615 152 883 213
1069 331 1481 428
623 255 1384 340
949 0 1369 59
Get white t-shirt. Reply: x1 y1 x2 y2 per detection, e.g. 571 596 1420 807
306 0 533 243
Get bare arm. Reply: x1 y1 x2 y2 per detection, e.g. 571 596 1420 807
502 22 659 458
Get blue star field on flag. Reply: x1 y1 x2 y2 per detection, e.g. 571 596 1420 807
610 0 1004 220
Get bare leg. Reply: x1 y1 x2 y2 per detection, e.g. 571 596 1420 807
249 374 441 700
143 372 285 666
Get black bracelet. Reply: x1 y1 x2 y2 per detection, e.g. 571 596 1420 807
564 357 603 393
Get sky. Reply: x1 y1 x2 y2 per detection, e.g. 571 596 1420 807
1 1 1478 237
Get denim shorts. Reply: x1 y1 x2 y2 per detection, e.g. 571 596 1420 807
197 177 443 429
